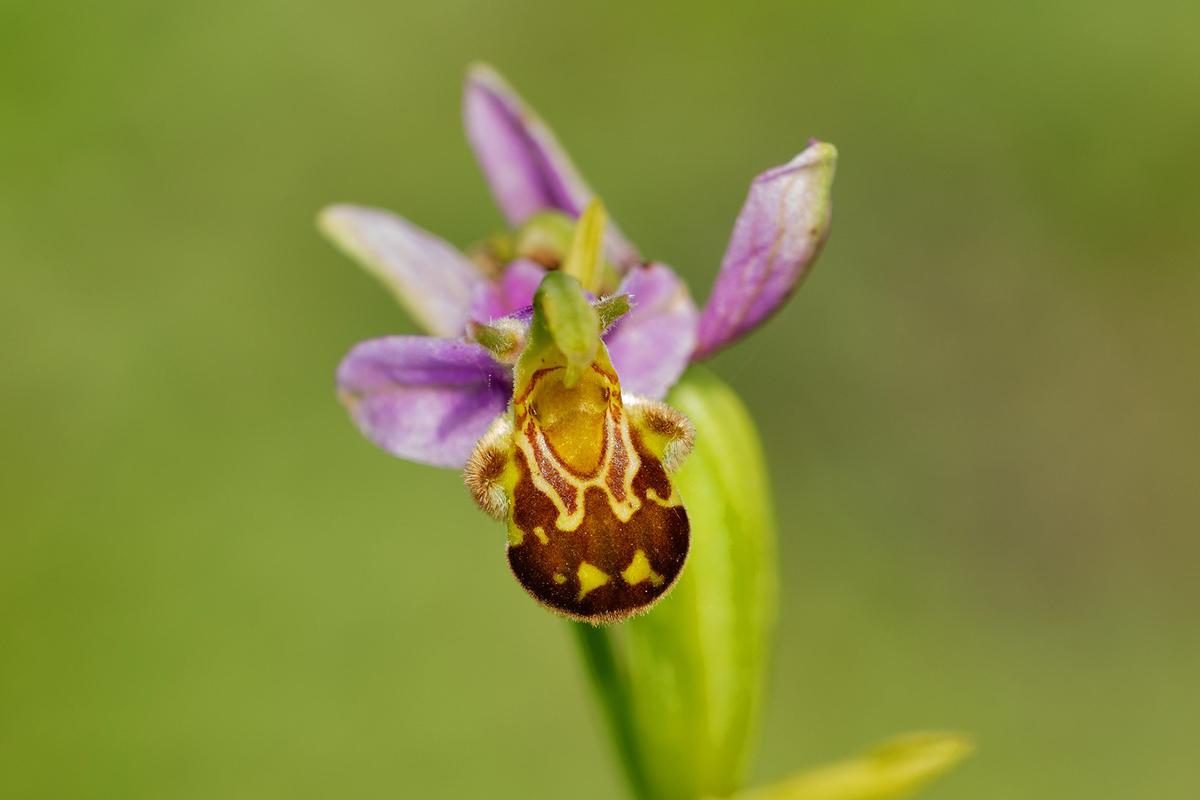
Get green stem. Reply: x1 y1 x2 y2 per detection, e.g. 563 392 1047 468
570 622 651 800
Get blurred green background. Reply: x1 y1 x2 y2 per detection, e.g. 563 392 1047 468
2 0 1198 797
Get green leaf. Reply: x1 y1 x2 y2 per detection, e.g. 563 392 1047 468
733 733 974 800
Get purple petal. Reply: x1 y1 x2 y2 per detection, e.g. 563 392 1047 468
467 258 548 323
695 142 838 359
496 259 548 314
605 263 699 400
462 63 642 269
319 204 486 338
337 337 513 469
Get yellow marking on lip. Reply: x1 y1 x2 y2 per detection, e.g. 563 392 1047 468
621 550 652 585
621 550 665 587
644 487 679 508
553 573 567 584
577 562 610 600
533 526 549 545
516 406 643 533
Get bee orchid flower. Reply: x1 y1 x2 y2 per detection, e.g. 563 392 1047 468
322 63 859 800
323 64 833 629
323 62 835 482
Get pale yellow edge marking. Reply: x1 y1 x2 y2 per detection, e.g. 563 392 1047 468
644 487 681 509
612 407 643 521
506 524 524 547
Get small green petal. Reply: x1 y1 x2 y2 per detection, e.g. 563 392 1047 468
593 293 632 331
735 732 974 800
465 318 526 364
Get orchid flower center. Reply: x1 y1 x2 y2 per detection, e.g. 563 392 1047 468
526 368 614 477
463 203 697 623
